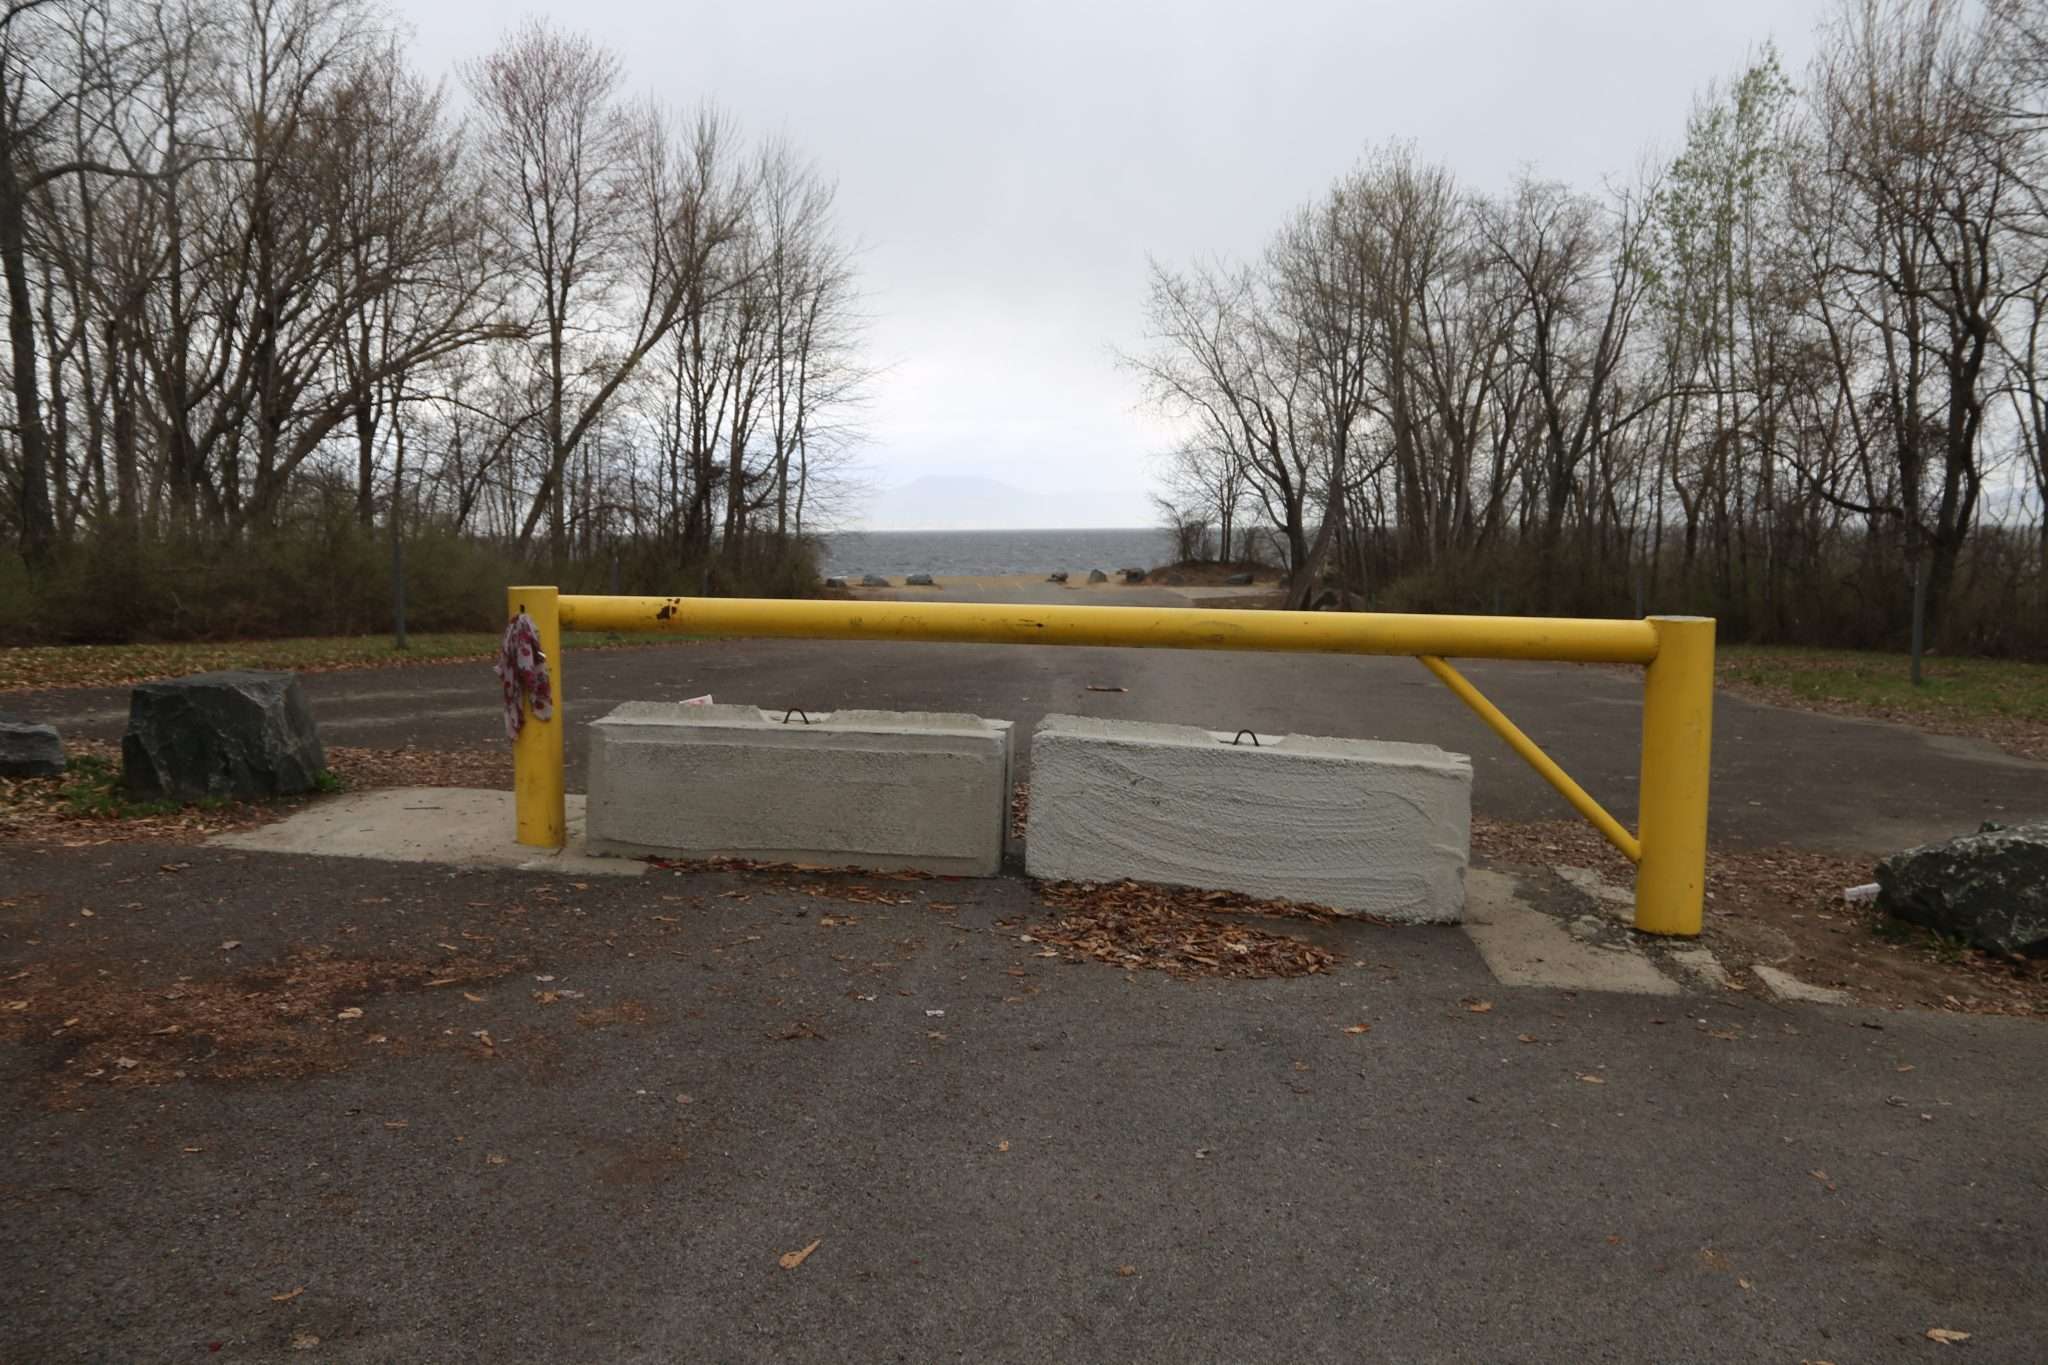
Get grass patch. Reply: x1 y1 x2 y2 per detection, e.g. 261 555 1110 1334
1717 643 2048 761
49 753 231 821
0 630 658 693
1718 645 2048 724
51 753 344 816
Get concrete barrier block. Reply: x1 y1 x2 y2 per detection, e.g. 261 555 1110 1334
586 703 1013 876
1024 715 1471 921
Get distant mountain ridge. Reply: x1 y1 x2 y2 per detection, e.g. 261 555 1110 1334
855 474 1151 531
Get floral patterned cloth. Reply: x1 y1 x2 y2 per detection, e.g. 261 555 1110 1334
494 612 554 740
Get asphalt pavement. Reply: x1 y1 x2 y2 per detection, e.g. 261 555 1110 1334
2 842 2043 1362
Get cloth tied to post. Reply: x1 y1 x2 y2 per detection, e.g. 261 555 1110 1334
495 612 554 739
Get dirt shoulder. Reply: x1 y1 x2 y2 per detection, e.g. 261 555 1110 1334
0 739 509 846
1476 816 2047 1018
0 630 668 694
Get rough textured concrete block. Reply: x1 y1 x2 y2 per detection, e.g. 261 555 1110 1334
1025 714 1470 920
587 703 1013 875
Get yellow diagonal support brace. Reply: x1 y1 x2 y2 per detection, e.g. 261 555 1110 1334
1416 654 1642 864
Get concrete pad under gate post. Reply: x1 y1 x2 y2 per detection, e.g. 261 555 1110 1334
585 703 1013 876
1024 714 1472 921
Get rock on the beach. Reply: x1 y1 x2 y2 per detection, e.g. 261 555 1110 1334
1876 822 2048 956
122 670 325 802
0 717 65 777
860 574 891 587
1047 571 1069 584
824 576 848 589
1224 571 1254 586
1121 568 1146 584
905 573 936 586
1086 569 1109 584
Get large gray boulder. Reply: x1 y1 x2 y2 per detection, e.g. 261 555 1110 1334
1086 569 1109 584
1876 822 2048 957
0 717 64 777
122 671 325 802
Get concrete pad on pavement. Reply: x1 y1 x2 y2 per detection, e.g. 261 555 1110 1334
1463 868 1681 995
1754 963 1853 1005
209 786 644 876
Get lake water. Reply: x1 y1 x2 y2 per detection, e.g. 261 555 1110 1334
821 528 1172 579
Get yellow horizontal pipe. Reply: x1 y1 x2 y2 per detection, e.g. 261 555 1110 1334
558 595 1663 665
1417 654 1642 864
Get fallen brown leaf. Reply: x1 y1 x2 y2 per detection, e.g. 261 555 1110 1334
779 1238 822 1270
271 1286 305 1303
1925 1328 1971 1345
1343 1023 1372 1035
1577 1073 1606 1085
1116 1264 1137 1277
1464 999 1494 1014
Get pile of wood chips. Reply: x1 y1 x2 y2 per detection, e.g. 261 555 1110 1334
1029 880 1345 980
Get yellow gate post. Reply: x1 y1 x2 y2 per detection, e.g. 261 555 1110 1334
1634 616 1715 936
508 585 566 849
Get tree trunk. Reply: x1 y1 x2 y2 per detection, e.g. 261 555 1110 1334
1 145 55 570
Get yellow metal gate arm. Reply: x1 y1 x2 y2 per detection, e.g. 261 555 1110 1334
557 594 1662 665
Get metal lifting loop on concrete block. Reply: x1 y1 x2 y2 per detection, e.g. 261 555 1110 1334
1229 729 1261 747
780 708 814 725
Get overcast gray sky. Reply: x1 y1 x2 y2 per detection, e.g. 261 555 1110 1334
400 0 1834 529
